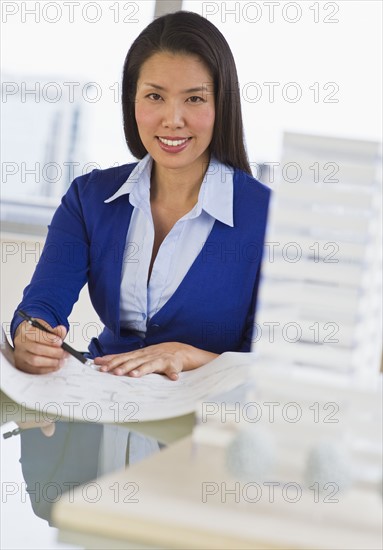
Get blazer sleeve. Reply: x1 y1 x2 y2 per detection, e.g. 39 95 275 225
10 172 93 342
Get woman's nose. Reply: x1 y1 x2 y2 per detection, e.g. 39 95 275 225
161 101 185 128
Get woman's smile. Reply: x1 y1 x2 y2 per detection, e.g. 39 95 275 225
156 136 193 153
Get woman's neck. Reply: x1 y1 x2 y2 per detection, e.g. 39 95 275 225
150 155 210 207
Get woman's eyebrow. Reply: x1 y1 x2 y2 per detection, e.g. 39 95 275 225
142 82 210 93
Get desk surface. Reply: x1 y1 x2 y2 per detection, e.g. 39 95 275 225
53 435 382 550
1 389 195 445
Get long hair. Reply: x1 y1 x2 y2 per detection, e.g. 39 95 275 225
121 11 251 175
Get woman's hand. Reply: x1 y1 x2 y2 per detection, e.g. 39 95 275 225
94 342 218 381
13 320 67 374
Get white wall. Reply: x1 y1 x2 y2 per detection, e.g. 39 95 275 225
1 233 101 351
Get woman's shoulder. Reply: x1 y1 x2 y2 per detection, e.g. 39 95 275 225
233 167 271 202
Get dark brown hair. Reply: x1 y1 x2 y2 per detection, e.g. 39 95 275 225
121 11 251 175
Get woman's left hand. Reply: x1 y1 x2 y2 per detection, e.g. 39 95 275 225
94 342 218 381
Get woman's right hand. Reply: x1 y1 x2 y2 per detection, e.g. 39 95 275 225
13 319 67 374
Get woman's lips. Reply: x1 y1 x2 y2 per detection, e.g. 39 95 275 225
156 136 192 153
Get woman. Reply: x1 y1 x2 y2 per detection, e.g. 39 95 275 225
12 11 270 380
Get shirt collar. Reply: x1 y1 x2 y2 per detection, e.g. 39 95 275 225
201 157 234 227
104 154 234 227
104 154 152 203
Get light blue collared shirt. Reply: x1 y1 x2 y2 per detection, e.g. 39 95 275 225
105 154 234 337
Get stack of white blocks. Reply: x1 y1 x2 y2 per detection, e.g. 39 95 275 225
254 132 382 379
212 133 383 549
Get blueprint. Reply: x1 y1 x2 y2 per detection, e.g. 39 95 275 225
0 331 254 423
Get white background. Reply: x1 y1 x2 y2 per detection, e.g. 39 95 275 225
2 0 382 171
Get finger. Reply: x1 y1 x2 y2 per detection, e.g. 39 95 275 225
97 354 144 372
48 324 67 346
94 354 126 372
126 356 181 379
94 354 117 363
14 343 64 373
22 322 67 347
52 325 67 339
17 352 62 373
93 354 119 369
163 368 180 381
26 351 62 368
16 363 60 374
162 355 183 380
124 359 162 377
15 319 58 345
22 327 63 348
20 341 65 360
110 356 152 376
98 345 160 365
95 349 149 365
129 364 180 380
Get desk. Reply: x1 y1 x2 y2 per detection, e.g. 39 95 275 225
1 389 195 445
53 435 382 550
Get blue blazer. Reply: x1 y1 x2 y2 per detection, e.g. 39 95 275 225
11 163 270 356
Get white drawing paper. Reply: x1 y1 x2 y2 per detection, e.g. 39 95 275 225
0 336 254 423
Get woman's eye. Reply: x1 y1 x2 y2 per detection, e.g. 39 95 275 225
147 93 162 101
187 96 205 103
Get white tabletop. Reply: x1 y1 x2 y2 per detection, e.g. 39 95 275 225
53 434 382 550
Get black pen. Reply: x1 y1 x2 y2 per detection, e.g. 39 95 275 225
17 310 96 368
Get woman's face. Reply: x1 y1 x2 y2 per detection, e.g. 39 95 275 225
135 51 215 173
